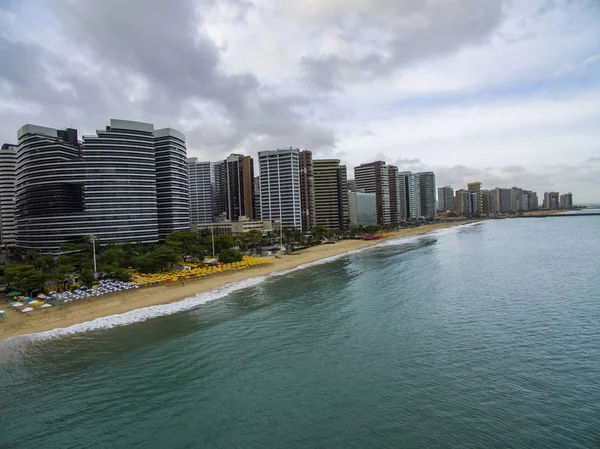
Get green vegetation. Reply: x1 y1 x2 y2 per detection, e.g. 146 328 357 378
218 249 243 264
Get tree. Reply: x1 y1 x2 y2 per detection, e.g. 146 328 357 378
312 226 327 241
0 264 50 295
214 234 236 253
133 246 180 273
79 269 96 286
97 246 126 268
218 249 243 264
58 238 94 272
166 231 204 262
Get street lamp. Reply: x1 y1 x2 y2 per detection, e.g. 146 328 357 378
90 234 97 279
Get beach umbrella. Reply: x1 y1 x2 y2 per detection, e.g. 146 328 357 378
11 302 23 307
6 291 22 297
21 307 33 315
0 311 5 318
46 297 56 302
40 304 52 312
22 297 32 302
58 301 66 309
28 300 38 305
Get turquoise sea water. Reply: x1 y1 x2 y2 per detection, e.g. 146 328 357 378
1 214 599 448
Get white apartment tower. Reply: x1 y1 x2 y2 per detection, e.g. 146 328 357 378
258 148 302 230
188 158 213 225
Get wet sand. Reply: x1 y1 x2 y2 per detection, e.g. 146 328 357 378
0 220 478 341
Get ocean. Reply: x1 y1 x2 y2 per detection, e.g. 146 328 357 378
1 214 599 448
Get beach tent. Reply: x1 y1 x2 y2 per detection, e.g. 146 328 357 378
6 291 22 297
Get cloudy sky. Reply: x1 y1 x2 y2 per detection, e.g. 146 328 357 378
1 0 599 202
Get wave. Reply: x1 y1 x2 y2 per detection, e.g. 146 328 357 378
5 222 476 342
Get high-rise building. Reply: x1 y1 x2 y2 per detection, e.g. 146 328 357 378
313 159 348 230
532 192 539 210
454 189 470 216
188 158 213 225
354 161 390 226
349 191 377 227
418 171 436 218
482 189 492 215
154 128 190 239
406 172 421 219
437 186 454 213
16 120 177 253
467 182 483 216
212 161 227 221
253 177 261 220
388 166 408 223
258 148 302 230
299 150 315 232
225 154 255 221
0 144 17 246
560 193 573 209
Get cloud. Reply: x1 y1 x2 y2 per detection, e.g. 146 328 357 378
0 0 598 202
299 0 506 89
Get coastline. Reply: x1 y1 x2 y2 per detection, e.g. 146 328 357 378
0 220 479 341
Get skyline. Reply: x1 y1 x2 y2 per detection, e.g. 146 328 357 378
1 0 599 202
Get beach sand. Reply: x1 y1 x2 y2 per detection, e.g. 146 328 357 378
0 220 478 341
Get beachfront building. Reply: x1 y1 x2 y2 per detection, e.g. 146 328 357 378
560 193 573 209
211 161 227 221
15 120 187 253
349 191 377 227
354 161 391 226
258 148 302 230
188 158 213 225
454 189 470 216
313 159 348 230
194 216 281 236
437 186 454 213
299 150 315 232
418 171 436 219
0 144 17 246
388 166 408 223
154 128 190 239
467 182 483 216
224 154 256 221
406 172 421 219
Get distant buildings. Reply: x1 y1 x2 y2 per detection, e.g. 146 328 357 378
560 193 573 209
313 159 349 230
0 144 17 246
349 191 377 227
467 182 483 216
194 216 280 236
15 120 188 253
438 186 454 213
354 161 391 226
188 158 213 225
258 148 302 230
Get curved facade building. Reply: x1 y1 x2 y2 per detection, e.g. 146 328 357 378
15 120 185 253
0 144 17 245
154 128 190 239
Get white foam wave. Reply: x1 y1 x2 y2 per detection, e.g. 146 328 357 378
7 222 478 342
13 276 267 342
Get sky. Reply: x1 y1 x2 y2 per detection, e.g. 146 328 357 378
0 0 599 202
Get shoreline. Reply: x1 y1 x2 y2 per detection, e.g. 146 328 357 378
0 220 479 341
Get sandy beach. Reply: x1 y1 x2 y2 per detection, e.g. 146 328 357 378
0 220 477 341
